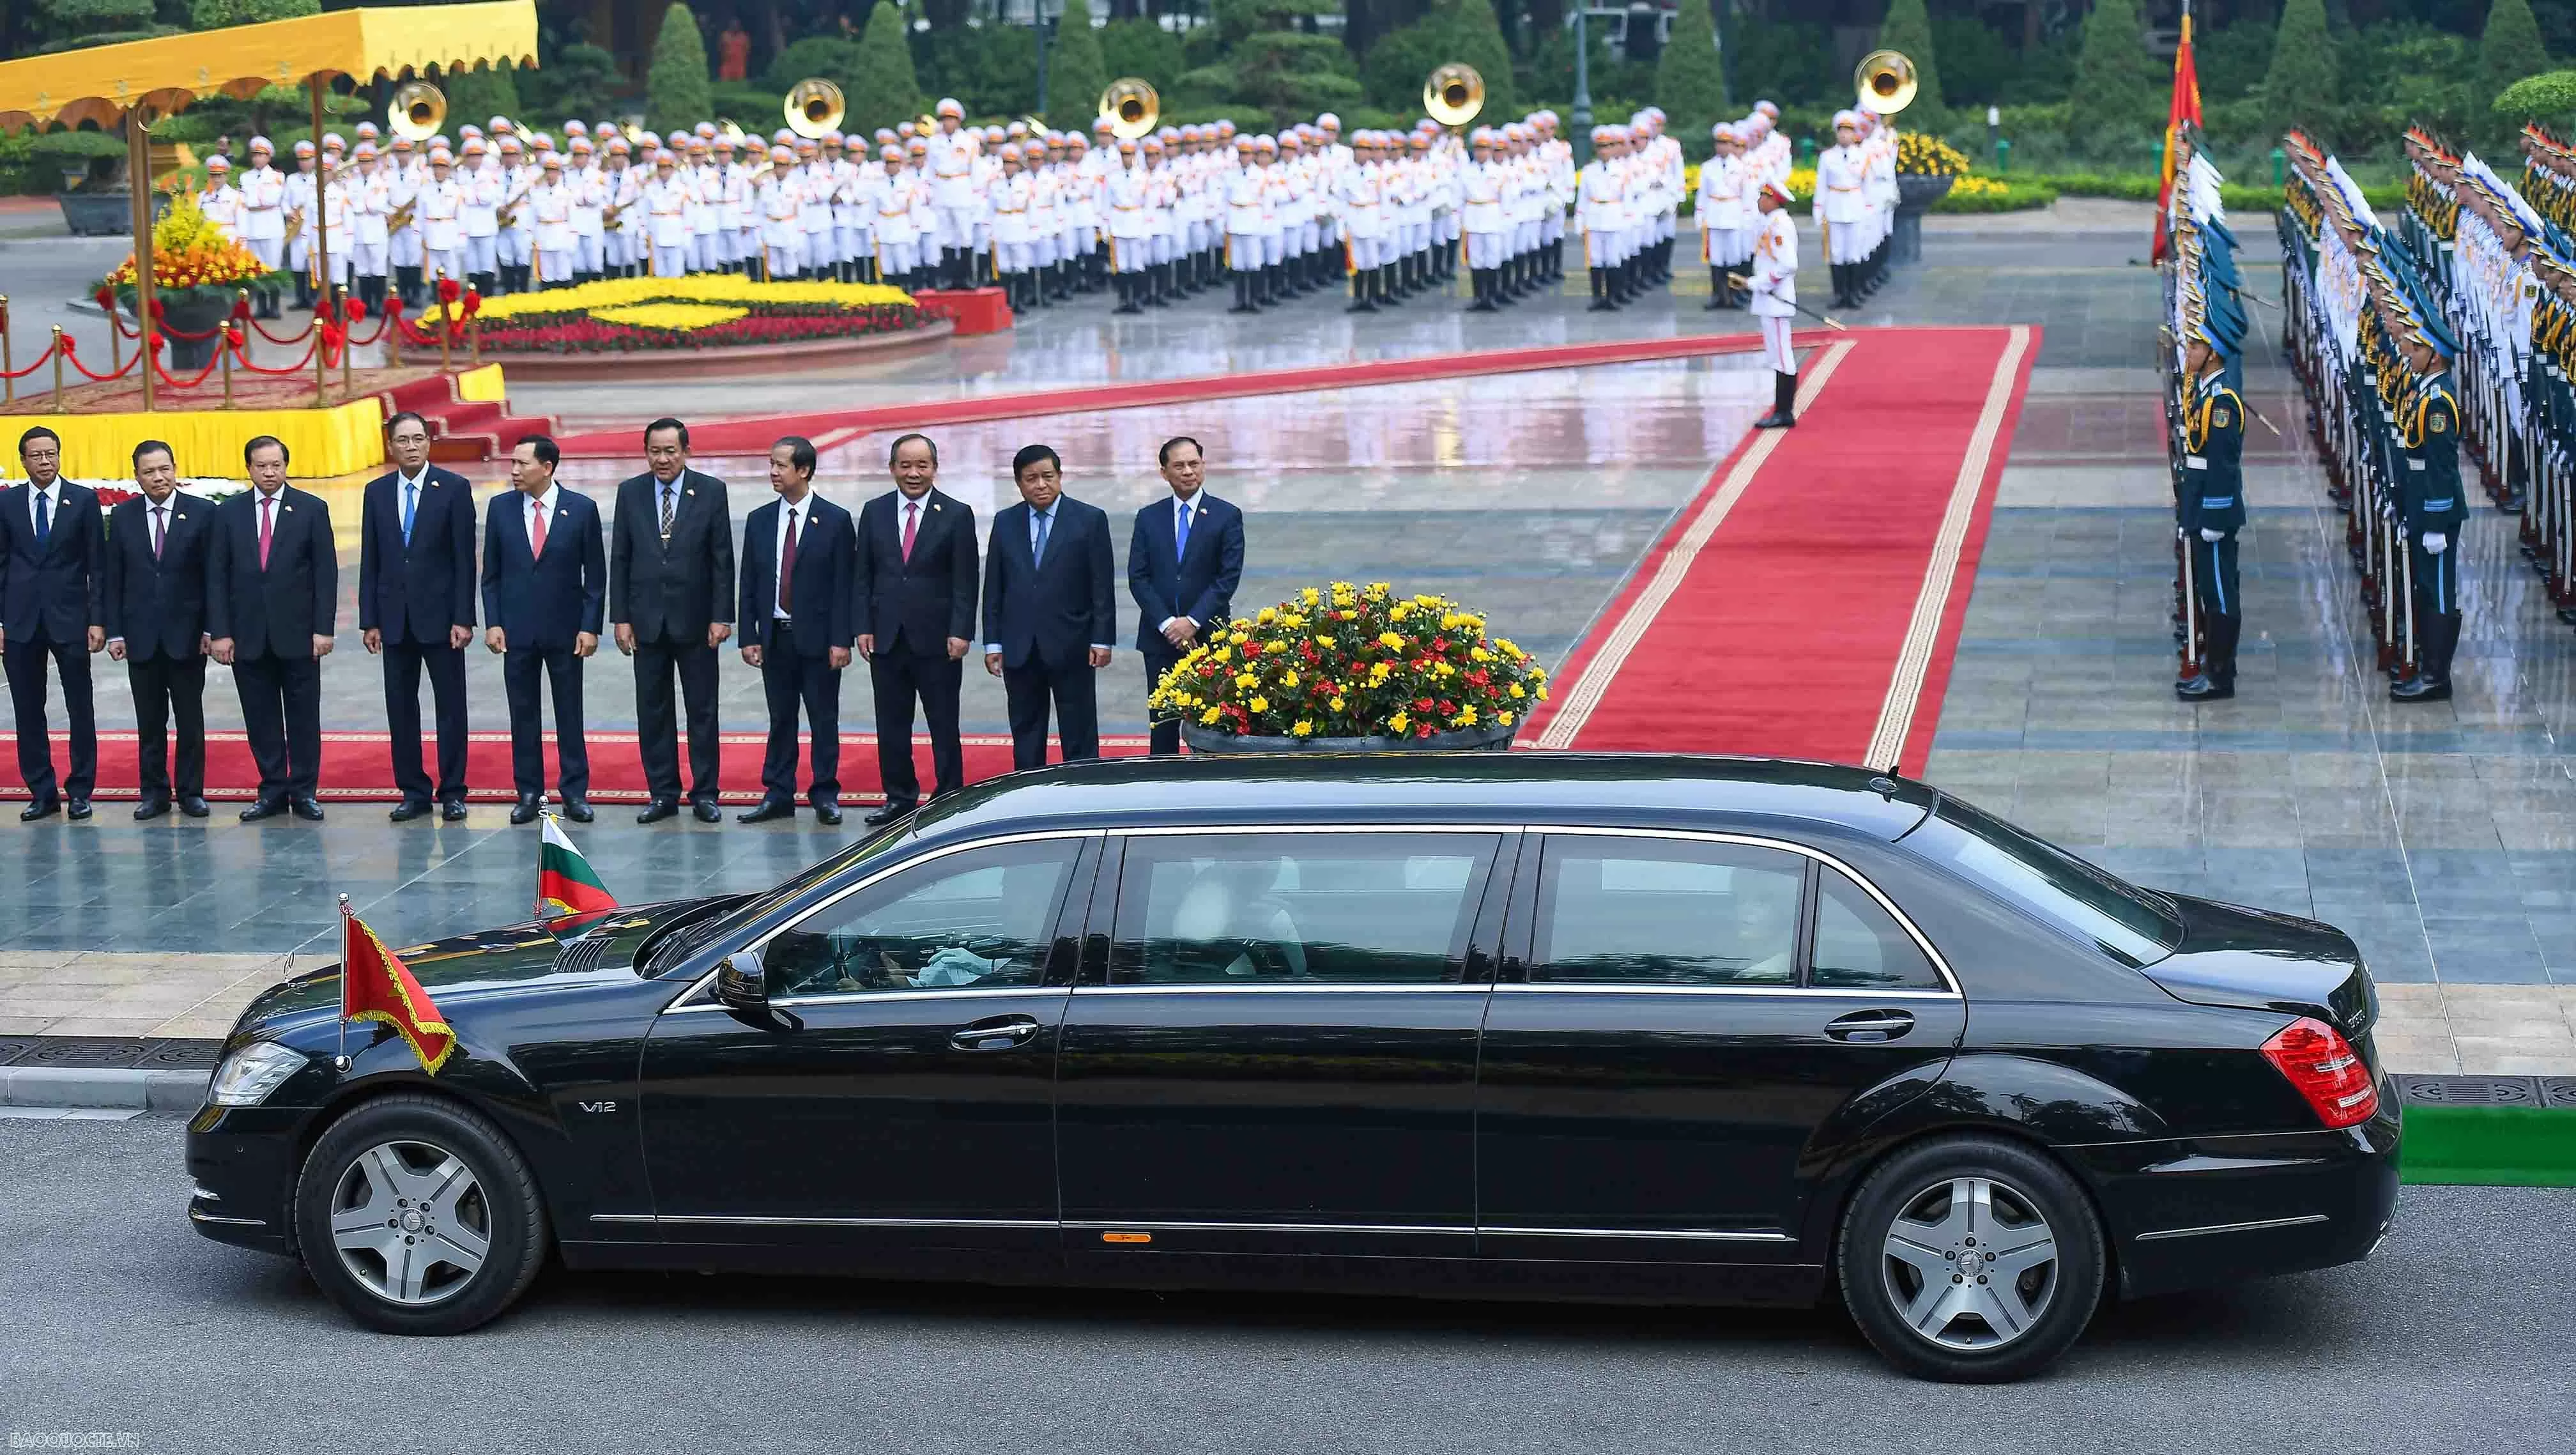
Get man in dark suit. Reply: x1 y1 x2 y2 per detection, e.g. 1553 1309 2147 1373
610 417 733 824
208 435 337 821
103 440 212 820
480 434 605 826
1128 435 1245 755
983 443 1116 771
737 435 856 826
358 410 478 822
1 426 103 819
854 432 976 827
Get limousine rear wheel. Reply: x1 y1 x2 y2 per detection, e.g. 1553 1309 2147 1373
1836 1135 2104 1383
293 1093 549 1336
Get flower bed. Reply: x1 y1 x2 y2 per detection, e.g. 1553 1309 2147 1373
418 276 926 355
1151 582 1549 744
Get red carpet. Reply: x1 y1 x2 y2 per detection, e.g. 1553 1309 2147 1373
1521 326 2035 777
553 330 1798 459
0 730 1147 804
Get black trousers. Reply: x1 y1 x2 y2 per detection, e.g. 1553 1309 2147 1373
4 631 95 803
127 652 206 801
2409 537 2463 683
503 643 587 799
634 634 721 804
383 636 469 804
868 646 963 806
233 651 322 803
1144 645 1183 756
2189 533 2242 688
1002 648 1099 771
759 619 841 805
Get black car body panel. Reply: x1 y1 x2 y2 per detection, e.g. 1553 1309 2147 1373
187 754 2398 1315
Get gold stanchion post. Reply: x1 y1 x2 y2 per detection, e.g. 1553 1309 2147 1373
339 285 353 398
51 324 66 410
435 270 452 373
220 319 234 408
125 109 158 412
3 295 14 405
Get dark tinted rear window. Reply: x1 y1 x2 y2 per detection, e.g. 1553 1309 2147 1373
1911 795 2182 967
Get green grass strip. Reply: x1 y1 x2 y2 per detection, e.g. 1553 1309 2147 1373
2401 1107 2576 1188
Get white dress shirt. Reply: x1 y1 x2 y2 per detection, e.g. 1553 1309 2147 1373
772 491 808 619
521 482 560 550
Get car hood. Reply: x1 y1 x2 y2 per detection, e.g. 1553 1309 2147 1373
229 896 737 1035
2140 893 2377 1035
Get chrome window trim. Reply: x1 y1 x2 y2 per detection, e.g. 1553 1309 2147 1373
663 829 1103 1013
665 985 1067 1015
1481 1225 1798 1245
583 1213 1793 1243
1113 824 1514 838
1064 1219 1476 1238
1528 826 1963 997
592 1213 1060 1230
2133 1213 2329 1242
1075 983 1494 996
1491 983 1959 1001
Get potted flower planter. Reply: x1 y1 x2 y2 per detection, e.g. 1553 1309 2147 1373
59 190 168 237
155 292 233 371
1181 720 1517 755
1891 174 1954 263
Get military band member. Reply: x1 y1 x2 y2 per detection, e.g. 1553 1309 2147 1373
387 135 427 308
198 155 243 240
457 137 501 299
417 146 464 296
1699 123 1750 309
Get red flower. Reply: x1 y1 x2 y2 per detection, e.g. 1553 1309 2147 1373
1415 697 1434 711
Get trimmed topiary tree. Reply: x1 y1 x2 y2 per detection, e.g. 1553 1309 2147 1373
1046 0 1111 133
1100 16 1184 87
2481 0 2554 148
2494 69 2576 137
2261 0 2338 139
850 2 924 137
1874 0 1945 131
1655 1 1728 155
646 2 713 136
2073 0 2159 137
1443 0 1517 120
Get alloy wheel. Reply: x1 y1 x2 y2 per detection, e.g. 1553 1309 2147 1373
326 1139 492 1307
1878 1175 2060 1351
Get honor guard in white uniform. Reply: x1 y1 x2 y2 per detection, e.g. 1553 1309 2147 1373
753 144 801 280
873 142 925 290
1104 137 1152 314
1749 174 1802 429
386 136 426 307
644 150 694 279
1336 132 1385 311
456 137 501 297
992 143 1038 309
528 154 576 286
1814 111 1871 309
348 142 392 314
197 156 243 240
1699 123 1751 309
282 140 319 309
1460 128 1508 312
1577 127 1632 310
415 146 464 295
599 137 640 279
929 98 978 289
1225 135 1268 314
565 137 605 282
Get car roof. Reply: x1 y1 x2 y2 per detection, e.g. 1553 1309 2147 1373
908 752 1938 843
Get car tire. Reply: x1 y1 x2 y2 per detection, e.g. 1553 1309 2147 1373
1835 1134 2104 1383
292 1092 550 1335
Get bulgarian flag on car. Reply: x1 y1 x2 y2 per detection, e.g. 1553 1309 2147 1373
537 812 618 918
339 897 455 1074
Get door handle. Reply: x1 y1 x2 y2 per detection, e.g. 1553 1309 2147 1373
949 1015 1043 1052
1825 1010 1915 1043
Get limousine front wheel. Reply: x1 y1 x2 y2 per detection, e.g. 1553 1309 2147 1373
1837 1136 2104 1383
293 1093 549 1336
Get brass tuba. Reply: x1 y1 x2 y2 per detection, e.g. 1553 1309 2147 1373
1423 63 1485 130
388 81 447 144
1854 49 1918 116
1100 78 1159 141
785 78 847 140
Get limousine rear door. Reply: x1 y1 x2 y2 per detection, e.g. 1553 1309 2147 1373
1054 827 1513 1263
1476 828 1965 1265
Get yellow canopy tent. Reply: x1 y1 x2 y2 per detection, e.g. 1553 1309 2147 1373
0 2 538 410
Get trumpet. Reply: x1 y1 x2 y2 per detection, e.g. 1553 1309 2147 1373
284 205 304 237
1100 78 1158 141
495 180 535 229
1424 63 1485 129
1855 49 1918 116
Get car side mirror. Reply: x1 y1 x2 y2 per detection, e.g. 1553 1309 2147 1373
714 951 796 1031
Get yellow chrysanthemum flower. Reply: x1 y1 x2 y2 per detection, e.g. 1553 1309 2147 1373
1291 720 1313 737
1388 712 1411 734
1452 705 1478 726
1257 606 1278 624
1329 695 1346 710
1317 636 1336 649
1249 696 1269 713
1377 631 1404 651
1235 672 1257 689
1201 707 1223 725
1498 711 1514 727
1508 683 1526 699
1281 671 1299 688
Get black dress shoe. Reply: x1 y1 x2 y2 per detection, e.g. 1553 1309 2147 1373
291 796 326 821
636 798 680 824
814 802 843 826
132 797 171 822
862 801 915 828
66 799 93 820
737 799 795 823
561 797 595 824
239 798 286 822
509 796 542 825
2175 676 2234 700
20 798 60 822
389 798 433 823
2391 675 2453 702
440 799 468 822
180 796 211 819
692 798 723 824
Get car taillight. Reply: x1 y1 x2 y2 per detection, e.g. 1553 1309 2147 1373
2261 1017 2379 1129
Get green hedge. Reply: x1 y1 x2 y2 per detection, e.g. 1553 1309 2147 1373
1931 178 2060 213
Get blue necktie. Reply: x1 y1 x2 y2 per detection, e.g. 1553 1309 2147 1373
1031 507 1050 567
1176 499 1192 559
34 489 49 548
401 481 417 546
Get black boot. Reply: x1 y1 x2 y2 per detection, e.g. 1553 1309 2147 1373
1113 272 1141 315
1466 268 1496 312
1346 264 1376 313
1752 370 1797 429
1229 273 1255 314
1588 267 1614 312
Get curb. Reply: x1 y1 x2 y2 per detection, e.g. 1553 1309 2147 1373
1 1066 210 1115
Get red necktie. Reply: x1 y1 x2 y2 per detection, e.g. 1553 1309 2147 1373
778 505 799 614
257 493 274 569
900 500 917 563
529 498 548 557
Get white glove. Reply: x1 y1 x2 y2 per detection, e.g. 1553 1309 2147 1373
2425 532 2448 554
2199 527 2223 543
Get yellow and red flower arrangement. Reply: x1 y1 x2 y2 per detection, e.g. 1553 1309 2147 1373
415 275 926 354
94 193 283 309
1151 582 1549 743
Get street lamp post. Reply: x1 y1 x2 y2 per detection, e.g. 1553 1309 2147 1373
1035 0 1049 119
1570 8 1591 166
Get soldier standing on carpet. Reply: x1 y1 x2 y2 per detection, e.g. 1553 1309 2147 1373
2176 325 2248 702
1748 177 1800 430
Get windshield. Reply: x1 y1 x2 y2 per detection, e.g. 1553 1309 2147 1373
1910 794 2183 967
682 819 917 961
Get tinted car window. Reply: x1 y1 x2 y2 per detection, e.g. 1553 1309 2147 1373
763 838 1081 996
1810 869 1943 990
1111 832 1499 985
1535 835 1807 986
1913 795 2182 967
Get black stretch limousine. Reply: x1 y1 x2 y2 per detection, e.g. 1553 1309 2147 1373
188 754 2397 1382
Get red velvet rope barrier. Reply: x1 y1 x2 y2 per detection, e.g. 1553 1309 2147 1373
55 334 143 383
151 335 233 392
233 334 320 374
0 341 56 381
